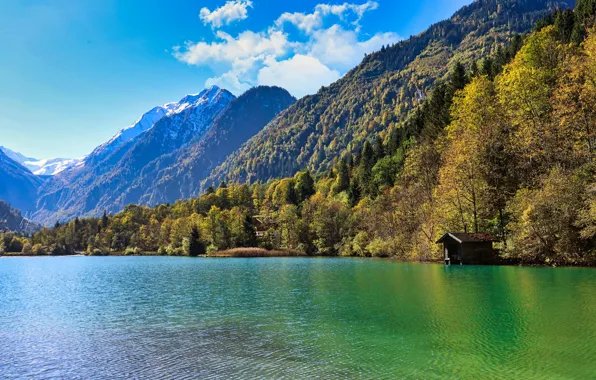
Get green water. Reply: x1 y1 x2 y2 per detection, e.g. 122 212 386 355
0 257 594 378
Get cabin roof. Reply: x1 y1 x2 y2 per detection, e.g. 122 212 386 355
436 232 495 244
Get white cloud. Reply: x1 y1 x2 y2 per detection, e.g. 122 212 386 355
276 1 379 34
275 11 323 35
174 1 401 98
200 0 253 29
206 72 252 95
309 25 399 69
173 30 288 66
258 55 341 98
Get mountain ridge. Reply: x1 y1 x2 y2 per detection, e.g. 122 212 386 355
133 86 296 205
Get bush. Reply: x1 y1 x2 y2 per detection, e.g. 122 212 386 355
352 231 372 257
165 245 184 256
21 242 32 255
88 246 108 256
366 238 393 257
7 237 24 253
32 244 47 256
124 247 142 255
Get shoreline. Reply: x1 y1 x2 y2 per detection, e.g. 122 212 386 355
2 251 595 268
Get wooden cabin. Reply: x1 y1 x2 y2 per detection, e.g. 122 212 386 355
253 217 267 238
436 232 496 265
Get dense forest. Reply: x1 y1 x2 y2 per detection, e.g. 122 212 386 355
2 2 595 265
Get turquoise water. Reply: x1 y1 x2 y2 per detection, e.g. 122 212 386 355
0 257 595 379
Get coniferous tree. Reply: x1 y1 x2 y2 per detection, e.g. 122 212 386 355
294 171 315 203
334 160 350 194
449 61 468 91
373 136 385 161
358 141 375 197
387 127 401 155
102 210 109 229
187 225 205 257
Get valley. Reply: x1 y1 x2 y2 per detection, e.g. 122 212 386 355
0 0 594 266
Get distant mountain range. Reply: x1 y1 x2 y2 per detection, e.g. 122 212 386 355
126 86 296 206
0 146 82 176
0 0 575 227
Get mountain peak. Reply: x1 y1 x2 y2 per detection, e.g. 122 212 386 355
175 86 232 111
87 86 235 165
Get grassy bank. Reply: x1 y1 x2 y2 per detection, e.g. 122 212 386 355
207 248 306 257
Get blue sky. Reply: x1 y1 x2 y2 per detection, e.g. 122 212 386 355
0 0 471 159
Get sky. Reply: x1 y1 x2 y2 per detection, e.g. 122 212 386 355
0 0 471 159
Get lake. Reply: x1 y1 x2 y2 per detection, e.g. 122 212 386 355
0 257 595 379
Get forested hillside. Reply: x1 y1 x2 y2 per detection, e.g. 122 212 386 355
204 0 573 189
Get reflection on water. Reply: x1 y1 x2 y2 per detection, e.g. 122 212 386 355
0 257 594 379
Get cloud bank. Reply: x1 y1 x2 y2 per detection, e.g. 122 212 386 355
175 1 400 98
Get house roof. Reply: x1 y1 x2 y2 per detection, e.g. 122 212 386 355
436 232 495 244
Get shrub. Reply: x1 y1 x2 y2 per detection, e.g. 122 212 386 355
21 242 32 255
352 231 372 257
87 246 108 256
7 237 24 253
165 245 184 256
366 238 393 257
32 244 47 256
124 247 142 256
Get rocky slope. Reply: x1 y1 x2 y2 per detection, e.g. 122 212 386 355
0 149 42 214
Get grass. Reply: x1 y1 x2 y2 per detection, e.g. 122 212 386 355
207 248 306 257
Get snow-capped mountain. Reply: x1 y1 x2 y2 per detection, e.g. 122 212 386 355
86 86 230 164
0 146 82 176
34 86 236 224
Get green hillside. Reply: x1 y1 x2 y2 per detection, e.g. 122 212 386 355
204 0 573 189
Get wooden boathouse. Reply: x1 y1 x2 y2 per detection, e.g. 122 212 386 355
436 232 497 265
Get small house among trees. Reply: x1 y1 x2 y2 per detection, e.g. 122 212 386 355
253 217 266 238
436 232 497 265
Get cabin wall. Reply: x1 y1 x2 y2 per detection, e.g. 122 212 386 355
461 242 496 264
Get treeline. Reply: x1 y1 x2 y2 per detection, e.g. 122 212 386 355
2 3 595 264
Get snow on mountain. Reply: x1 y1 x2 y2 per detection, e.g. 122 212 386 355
0 146 81 176
23 157 83 176
2 86 230 181
87 86 227 163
